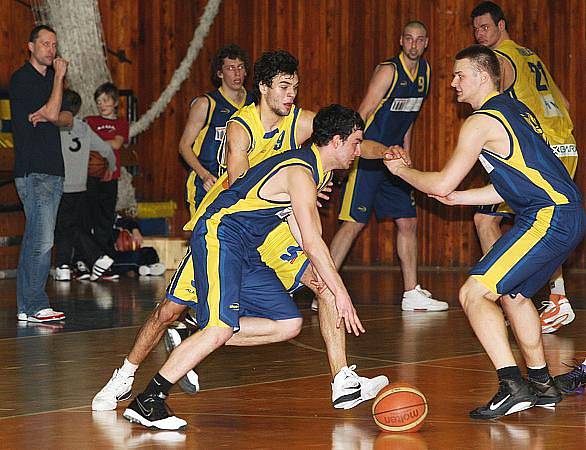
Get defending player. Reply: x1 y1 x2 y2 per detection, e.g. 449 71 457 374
385 45 583 419
328 21 448 312
92 51 389 413
122 105 370 430
471 2 579 333
178 44 254 212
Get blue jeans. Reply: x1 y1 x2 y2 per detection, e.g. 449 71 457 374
15 174 64 315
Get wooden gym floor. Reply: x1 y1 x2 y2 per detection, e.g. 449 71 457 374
0 268 585 449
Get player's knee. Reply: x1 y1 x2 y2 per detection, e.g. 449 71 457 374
204 326 234 348
458 279 479 310
473 213 496 232
395 217 417 234
279 317 303 341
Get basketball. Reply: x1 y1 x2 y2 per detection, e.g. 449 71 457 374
372 383 428 433
88 151 107 178
115 229 139 252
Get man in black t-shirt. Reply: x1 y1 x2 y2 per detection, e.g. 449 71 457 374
10 25 72 323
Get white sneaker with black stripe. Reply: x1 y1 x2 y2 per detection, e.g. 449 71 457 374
92 368 134 411
332 365 389 409
91 255 115 281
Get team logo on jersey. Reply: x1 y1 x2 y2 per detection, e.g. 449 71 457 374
229 302 240 310
357 206 367 212
521 112 546 138
389 97 423 112
275 206 293 220
215 126 226 141
220 108 231 114
400 81 408 86
274 130 285 150
280 245 304 263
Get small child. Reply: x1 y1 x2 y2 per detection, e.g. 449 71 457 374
84 82 130 257
55 89 116 280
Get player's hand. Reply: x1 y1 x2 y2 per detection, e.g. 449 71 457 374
101 169 114 182
28 109 48 127
309 265 327 294
53 57 69 78
428 192 459 206
335 293 365 336
203 172 218 191
383 145 411 166
316 181 333 208
131 228 143 247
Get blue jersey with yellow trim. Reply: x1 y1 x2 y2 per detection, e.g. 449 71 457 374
194 144 330 247
474 94 581 216
364 53 431 146
191 88 255 177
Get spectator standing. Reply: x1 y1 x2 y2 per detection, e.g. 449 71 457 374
10 25 73 322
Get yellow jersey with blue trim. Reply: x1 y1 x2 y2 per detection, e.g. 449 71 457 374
183 102 304 231
364 52 431 146
193 143 329 246
494 40 576 154
474 93 582 217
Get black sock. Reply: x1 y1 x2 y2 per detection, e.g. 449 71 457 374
144 373 173 397
497 365 522 382
527 366 550 383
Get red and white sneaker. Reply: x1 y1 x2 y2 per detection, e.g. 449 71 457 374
540 294 575 334
26 308 66 323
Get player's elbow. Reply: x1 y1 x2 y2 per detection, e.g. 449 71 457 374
432 179 456 198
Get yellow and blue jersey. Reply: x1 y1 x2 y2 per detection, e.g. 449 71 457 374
364 53 431 146
191 144 328 329
470 93 585 298
185 88 254 210
495 40 576 152
474 93 581 217
184 102 303 231
194 144 328 244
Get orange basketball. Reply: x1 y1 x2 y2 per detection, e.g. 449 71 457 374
372 383 428 433
88 151 107 178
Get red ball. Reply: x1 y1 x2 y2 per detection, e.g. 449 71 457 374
372 382 428 433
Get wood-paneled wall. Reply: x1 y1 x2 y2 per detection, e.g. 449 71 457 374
1 0 584 269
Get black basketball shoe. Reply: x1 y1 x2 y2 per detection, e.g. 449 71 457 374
469 378 537 420
528 376 563 407
123 392 186 430
554 362 586 394
163 324 199 394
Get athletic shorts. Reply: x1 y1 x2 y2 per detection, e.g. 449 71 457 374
166 221 309 308
470 203 585 298
189 226 301 330
339 157 416 223
476 153 578 218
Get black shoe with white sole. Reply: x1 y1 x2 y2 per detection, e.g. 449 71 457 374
123 392 187 430
163 326 200 394
528 377 563 407
469 378 537 420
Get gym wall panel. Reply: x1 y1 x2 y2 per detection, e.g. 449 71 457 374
1 0 584 269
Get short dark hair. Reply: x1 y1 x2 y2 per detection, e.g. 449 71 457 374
94 82 120 103
455 45 501 88
312 104 364 147
211 44 250 88
471 1 507 29
63 89 82 116
252 50 298 100
403 20 428 36
29 24 56 43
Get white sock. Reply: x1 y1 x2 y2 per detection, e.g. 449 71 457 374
527 364 547 370
582 359 586 366
549 276 565 296
120 358 138 376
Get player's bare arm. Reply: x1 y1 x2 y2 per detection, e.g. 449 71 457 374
296 109 315 144
285 166 364 335
178 97 217 190
384 114 492 196
226 120 252 186
358 63 395 121
429 183 503 206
